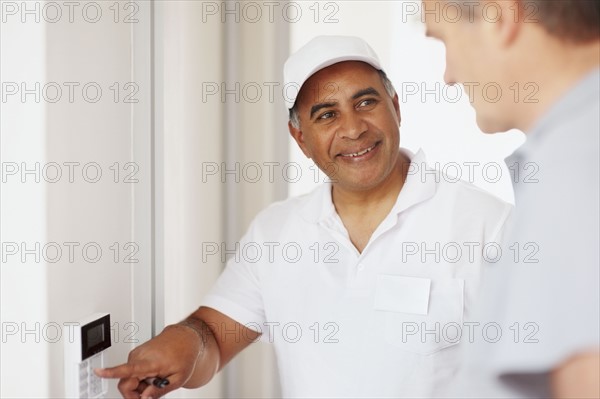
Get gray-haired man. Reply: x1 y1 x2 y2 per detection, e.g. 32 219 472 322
424 1 599 397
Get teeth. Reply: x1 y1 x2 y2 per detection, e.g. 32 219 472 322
342 144 376 157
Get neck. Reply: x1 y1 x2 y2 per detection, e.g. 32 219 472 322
512 36 600 132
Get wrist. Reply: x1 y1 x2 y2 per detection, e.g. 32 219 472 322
165 318 211 351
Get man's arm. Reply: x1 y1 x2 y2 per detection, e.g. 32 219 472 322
188 306 261 378
95 306 260 398
551 350 600 399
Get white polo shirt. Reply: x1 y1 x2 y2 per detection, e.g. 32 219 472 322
202 149 512 398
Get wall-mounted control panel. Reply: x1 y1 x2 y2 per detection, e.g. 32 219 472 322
64 313 111 398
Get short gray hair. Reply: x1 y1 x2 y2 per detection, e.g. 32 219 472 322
289 69 397 129
451 0 599 43
524 0 599 43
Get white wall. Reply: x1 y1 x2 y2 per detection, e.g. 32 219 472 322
1 1 152 397
1 7 50 396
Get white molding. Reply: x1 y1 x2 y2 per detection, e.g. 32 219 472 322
131 0 154 344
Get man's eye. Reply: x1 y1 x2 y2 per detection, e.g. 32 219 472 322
318 111 335 120
358 98 376 108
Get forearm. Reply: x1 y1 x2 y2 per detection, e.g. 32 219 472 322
174 306 260 389
168 314 221 389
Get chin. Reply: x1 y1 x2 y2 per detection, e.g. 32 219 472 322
475 115 512 134
337 176 380 192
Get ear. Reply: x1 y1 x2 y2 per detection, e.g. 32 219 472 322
486 0 521 47
392 93 401 126
288 121 312 159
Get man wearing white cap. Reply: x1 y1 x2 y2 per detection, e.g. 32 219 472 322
97 36 511 398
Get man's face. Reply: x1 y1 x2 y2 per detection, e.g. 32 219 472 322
423 0 515 133
289 61 401 192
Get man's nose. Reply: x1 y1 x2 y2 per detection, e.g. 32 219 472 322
444 68 455 85
337 112 367 140
444 61 456 86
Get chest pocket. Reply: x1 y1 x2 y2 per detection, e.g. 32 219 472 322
374 275 464 355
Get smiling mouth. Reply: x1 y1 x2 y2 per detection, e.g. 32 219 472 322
339 143 378 158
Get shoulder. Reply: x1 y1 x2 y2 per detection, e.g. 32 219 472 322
245 185 325 238
431 176 514 242
406 148 513 218
436 175 513 217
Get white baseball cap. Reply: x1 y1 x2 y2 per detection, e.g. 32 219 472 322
283 35 383 109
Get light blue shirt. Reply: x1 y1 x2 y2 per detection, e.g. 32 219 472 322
456 69 600 398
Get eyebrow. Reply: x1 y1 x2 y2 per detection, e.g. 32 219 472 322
352 87 380 100
308 87 381 120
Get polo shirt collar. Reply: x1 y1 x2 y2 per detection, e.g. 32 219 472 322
299 148 437 224
299 181 336 224
391 148 437 215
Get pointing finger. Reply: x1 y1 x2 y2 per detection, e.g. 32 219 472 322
94 362 150 380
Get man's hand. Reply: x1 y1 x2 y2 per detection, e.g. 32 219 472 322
94 323 205 399
551 350 600 399
94 307 260 399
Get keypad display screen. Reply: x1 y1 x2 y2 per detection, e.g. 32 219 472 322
81 314 111 361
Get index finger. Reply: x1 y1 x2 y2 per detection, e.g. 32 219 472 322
94 362 148 380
